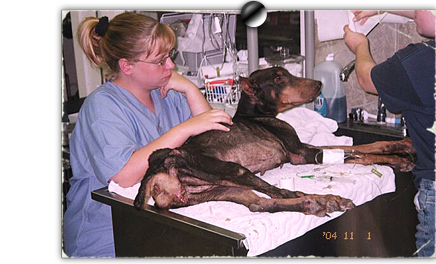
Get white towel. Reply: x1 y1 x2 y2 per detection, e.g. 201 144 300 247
277 107 353 146
109 163 395 256
347 11 387 35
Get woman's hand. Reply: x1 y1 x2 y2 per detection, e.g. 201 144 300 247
159 71 212 116
179 109 233 136
159 71 197 98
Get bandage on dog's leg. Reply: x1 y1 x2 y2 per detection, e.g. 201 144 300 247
322 149 345 164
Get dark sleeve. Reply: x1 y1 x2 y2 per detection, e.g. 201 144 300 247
371 55 422 113
371 41 435 113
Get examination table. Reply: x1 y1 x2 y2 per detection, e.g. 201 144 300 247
91 120 418 257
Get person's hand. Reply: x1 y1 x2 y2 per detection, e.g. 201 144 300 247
343 25 369 54
351 10 385 26
159 71 197 98
181 109 233 136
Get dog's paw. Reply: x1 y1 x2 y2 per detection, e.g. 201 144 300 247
302 194 355 217
395 138 415 154
397 159 415 172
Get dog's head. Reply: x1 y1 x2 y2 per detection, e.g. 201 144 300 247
134 148 189 211
239 67 321 116
134 171 189 210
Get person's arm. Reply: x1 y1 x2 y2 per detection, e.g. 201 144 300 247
343 25 378 95
111 71 233 187
352 10 415 25
159 71 212 116
110 109 232 187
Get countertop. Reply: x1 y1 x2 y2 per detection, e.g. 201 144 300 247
338 119 406 139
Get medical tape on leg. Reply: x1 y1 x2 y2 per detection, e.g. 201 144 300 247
322 149 345 164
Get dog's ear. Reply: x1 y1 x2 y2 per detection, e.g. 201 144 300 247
274 71 284 83
134 177 152 210
240 77 255 96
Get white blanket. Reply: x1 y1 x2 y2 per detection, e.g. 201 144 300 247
108 107 396 256
277 107 353 146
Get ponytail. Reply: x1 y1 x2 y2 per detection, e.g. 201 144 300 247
76 12 176 73
76 17 106 69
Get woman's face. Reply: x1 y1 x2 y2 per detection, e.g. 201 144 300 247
131 47 176 89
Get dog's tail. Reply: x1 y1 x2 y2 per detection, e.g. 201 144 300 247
134 148 173 210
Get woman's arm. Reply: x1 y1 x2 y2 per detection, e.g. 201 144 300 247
160 71 212 116
110 109 232 187
111 72 233 187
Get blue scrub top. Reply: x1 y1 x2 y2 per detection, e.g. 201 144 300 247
63 82 192 257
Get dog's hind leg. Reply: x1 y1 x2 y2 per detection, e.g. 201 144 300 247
221 166 307 198
254 193 355 217
165 149 304 199
197 187 355 217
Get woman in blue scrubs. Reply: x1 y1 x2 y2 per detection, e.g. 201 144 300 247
63 12 232 257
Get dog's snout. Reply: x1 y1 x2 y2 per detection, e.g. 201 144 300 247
312 80 322 95
317 81 322 94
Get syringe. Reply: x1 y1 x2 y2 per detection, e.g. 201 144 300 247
316 176 356 184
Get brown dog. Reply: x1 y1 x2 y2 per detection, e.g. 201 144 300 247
134 67 415 217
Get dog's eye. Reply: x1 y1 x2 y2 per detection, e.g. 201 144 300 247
274 76 282 83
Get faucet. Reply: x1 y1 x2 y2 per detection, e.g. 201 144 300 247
377 97 386 124
340 60 355 82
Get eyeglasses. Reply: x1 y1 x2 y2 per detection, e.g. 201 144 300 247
135 49 178 67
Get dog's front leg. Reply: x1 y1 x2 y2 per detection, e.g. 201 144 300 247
317 138 416 172
342 153 415 172
322 138 415 155
288 146 323 165
252 117 325 165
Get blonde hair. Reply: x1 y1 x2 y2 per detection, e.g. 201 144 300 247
76 12 176 72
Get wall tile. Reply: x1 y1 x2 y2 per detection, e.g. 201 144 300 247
314 18 427 121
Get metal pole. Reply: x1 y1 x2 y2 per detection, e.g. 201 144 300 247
247 26 259 74
304 10 315 79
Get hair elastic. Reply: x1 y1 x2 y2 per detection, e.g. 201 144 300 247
95 16 109 37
